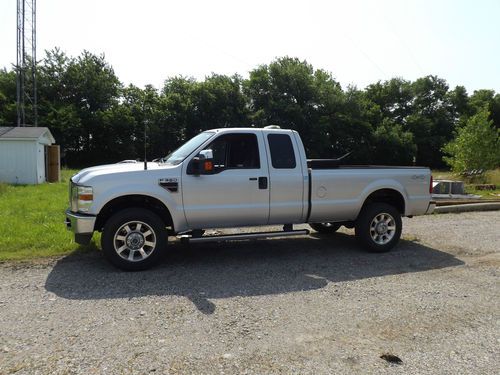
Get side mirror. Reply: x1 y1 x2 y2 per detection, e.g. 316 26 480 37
192 149 214 175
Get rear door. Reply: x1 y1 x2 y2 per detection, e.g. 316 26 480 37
182 131 270 228
264 131 306 224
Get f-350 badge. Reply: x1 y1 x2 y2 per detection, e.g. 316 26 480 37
159 178 178 192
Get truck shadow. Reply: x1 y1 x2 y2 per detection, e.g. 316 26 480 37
45 233 464 314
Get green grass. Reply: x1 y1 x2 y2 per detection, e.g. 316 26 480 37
432 168 500 199
0 169 100 261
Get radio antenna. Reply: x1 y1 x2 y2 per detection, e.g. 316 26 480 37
16 0 38 126
144 118 147 170
142 100 148 170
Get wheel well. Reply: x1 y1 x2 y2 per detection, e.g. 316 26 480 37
95 195 174 232
362 189 405 214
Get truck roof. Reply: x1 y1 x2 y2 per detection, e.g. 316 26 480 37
208 127 294 133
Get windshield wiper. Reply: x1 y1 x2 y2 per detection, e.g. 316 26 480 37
153 157 166 163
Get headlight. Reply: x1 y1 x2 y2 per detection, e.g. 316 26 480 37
76 185 93 212
70 181 77 211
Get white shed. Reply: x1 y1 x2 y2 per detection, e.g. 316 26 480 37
0 127 57 184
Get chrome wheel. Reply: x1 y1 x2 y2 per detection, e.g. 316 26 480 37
369 213 396 245
113 221 156 262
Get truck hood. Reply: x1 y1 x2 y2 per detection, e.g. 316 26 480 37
72 162 175 184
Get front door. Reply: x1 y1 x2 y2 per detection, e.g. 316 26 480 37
182 132 270 229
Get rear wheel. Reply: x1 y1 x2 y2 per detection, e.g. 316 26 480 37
309 222 341 234
101 208 167 271
355 203 402 252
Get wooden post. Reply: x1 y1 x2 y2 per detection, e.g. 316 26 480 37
47 145 60 182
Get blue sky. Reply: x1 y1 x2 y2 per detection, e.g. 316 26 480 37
1 0 499 93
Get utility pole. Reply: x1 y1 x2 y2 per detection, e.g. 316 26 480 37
16 0 37 127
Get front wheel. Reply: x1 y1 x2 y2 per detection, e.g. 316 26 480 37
355 203 402 253
101 208 167 271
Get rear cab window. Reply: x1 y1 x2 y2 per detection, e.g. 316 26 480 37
267 134 297 169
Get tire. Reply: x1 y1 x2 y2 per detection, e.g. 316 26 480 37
309 222 341 234
355 203 402 253
101 208 167 271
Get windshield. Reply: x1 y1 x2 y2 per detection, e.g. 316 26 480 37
162 132 215 165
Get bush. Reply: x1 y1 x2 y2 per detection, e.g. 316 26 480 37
443 107 500 172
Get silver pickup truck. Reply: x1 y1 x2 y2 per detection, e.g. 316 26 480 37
66 126 435 270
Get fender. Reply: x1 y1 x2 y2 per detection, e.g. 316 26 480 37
91 181 188 233
355 178 409 217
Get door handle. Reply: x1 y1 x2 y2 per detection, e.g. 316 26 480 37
258 176 268 189
249 177 258 181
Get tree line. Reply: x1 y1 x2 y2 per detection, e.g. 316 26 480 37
0 49 499 170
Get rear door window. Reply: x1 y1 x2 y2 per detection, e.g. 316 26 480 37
267 134 296 169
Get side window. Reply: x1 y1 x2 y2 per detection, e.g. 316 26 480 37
267 134 296 169
206 133 260 171
210 137 228 169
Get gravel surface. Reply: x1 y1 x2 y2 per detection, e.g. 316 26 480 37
0 211 499 374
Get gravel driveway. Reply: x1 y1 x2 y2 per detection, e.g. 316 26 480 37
0 211 499 374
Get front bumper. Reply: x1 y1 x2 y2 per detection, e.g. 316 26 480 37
426 201 436 214
65 209 96 245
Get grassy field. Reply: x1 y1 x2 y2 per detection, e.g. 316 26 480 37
0 169 99 261
432 169 500 198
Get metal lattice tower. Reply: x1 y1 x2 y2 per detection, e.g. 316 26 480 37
16 0 37 126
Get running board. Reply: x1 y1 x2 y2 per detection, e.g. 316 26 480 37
179 229 310 244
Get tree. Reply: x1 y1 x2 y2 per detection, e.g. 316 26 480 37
119 84 166 161
370 119 416 165
96 104 137 162
407 76 455 168
0 68 17 125
2 49 499 170
36 49 80 164
195 74 250 130
35 49 123 165
245 57 351 158
322 86 373 163
442 107 500 172
469 89 500 129
162 76 199 141
447 85 472 124
364 78 413 125
245 58 322 145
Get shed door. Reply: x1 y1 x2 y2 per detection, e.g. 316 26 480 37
44 146 48 181
37 143 45 183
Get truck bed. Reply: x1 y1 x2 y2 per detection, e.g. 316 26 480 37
307 165 431 223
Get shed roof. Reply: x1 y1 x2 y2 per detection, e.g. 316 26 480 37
0 127 55 143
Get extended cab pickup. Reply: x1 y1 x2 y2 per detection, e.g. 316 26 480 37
66 126 435 270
